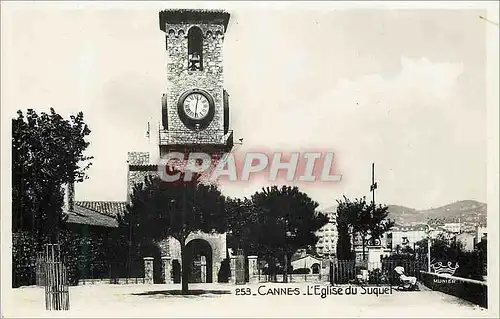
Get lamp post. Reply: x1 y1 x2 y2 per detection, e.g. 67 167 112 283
328 252 335 285
284 230 293 283
425 224 431 272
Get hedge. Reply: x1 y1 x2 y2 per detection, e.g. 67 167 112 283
12 227 129 288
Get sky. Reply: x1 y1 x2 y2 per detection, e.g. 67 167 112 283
1 2 495 211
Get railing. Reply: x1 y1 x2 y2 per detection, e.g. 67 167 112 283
420 271 487 308
158 129 233 146
77 261 145 285
333 260 423 285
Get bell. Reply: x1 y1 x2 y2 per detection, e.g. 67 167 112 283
190 53 200 61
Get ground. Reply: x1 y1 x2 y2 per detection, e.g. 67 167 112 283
4 283 492 318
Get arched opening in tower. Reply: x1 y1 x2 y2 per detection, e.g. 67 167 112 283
188 26 204 71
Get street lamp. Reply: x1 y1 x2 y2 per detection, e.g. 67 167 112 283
425 223 431 272
284 230 293 283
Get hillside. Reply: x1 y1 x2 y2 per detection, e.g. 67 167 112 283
320 200 487 226
388 200 487 226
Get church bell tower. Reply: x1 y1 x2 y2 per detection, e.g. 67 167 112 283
158 9 233 158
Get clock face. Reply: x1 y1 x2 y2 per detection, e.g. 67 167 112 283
182 93 210 120
177 89 215 130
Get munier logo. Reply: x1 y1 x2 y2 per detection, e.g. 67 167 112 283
430 260 459 276
157 151 343 184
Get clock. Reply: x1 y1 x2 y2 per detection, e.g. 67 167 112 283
177 89 215 130
182 92 210 120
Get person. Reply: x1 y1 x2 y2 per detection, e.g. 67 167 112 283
394 266 417 287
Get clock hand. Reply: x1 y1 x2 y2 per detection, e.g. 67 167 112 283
194 96 199 117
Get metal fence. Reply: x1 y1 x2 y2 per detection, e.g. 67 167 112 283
333 259 424 285
36 252 46 286
77 260 146 285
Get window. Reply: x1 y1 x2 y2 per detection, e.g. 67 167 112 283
188 27 203 71
402 236 409 246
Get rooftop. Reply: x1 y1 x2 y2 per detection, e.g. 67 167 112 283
391 224 428 232
66 202 124 228
291 254 322 263
75 201 127 218
159 9 231 32
65 201 128 228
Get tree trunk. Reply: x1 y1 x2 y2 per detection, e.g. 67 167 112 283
180 238 189 294
352 230 356 260
283 254 288 283
362 235 366 261
269 259 277 282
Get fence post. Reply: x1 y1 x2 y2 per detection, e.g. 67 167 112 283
161 256 172 284
143 257 154 284
230 256 237 284
248 256 258 283
109 264 112 284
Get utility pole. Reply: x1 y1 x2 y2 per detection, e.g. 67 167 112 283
146 122 151 143
427 232 431 272
370 163 377 206
361 162 378 260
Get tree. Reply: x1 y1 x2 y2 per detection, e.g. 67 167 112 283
117 172 226 294
475 238 487 279
335 196 365 260
12 108 92 242
335 196 394 260
364 202 394 246
250 185 329 283
335 198 356 260
415 234 464 266
226 197 259 255
476 238 487 263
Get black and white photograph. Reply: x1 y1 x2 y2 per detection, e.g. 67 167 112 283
1 1 499 318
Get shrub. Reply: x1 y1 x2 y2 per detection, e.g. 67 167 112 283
292 268 310 274
455 250 484 281
218 258 230 282
12 232 39 287
12 227 128 287
368 268 388 285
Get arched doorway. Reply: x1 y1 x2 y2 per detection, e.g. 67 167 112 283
185 239 213 283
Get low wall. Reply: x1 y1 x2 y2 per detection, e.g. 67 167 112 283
256 274 324 283
78 277 146 285
419 271 487 308
289 274 323 283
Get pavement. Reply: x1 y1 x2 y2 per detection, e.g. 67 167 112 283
3 282 493 318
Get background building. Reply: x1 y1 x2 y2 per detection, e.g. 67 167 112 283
315 210 337 257
385 224 427 250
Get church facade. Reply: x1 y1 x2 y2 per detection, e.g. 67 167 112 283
126 9 234 284
66 9 235 284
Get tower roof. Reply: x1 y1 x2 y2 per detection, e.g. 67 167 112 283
159 9 230 32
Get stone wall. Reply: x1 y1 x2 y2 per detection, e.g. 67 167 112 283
127 152 150 165
127 151 158 200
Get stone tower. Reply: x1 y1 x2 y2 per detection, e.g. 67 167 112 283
127 9 233 284
158 9 233 157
